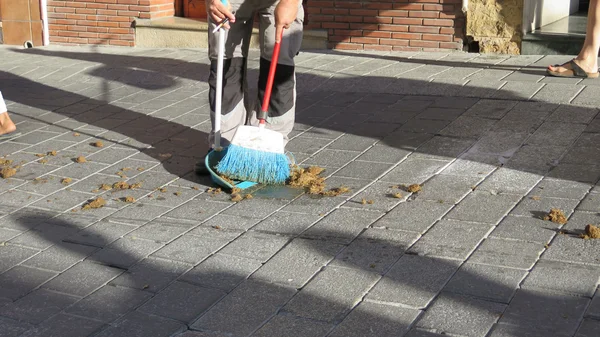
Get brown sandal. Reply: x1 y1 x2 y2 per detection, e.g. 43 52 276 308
547 59 599 78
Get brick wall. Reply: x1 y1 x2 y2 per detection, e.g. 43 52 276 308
47 0 174 46
306 0 465 51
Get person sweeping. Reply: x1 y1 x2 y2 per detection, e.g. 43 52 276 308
195 0 304 184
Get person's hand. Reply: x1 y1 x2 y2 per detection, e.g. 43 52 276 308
206 0 235 29
274 0 299 42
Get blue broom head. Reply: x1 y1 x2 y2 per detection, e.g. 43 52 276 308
216 144 290 185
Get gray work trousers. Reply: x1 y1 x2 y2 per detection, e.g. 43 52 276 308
207 0 304 149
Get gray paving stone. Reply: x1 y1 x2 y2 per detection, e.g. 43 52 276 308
417 293 506 337
302 149 360 168
487 323 570 337
527 122 586 147
21 242 97 272
328 301 420 337
163 199 231 221
366 255 461 309
415 107 465 121
576 319 600 337
409 219 493 260
88 237 164 269
217 231 289 263
287 136 332 155
562 146 600 166
521 260 600 297
439 116 498 139
302 207 383 244
0 227 20 242
0 289 77 324
0 265 57 301
180 253 263 292
446 191 522 224
69 173 124 193
380 157 449 184
252 314 333 337
548 104 599 124
65 284 152 323
333 160 392 180
572 86 600 106
541 232 600 266
468 237 544 269
505 145 567 175
20 313 104 337
125 219 192 243
65 220 137 248
110 257 191 292
404 328 452 337
374 200 453 233
0 190 43 208
42 261 122 297
464 99 518 119
347 181 409 211
0 245 39 273
139 281 224 324
499 289 589 336
490 215 558 244
331 228 419 273
106 203 172 223
50 161 109 180
532 83 584 104
253 211 321 235
414 136 476 160
477 168 542 195
445 262 526 303
380 130 434 151
283 266 379 322
561 210 600 233
528 178 591 200
172 332 231 337
510 196 579 220
0 316 33 337
493 81 545 100
9 223 80 250
469 131 529 157
400 118 451 134
152 231 238 265
417 174 482 204
191 280 296 336
94 311 186 337
222 197 290 219
251 238 343 288
587 290 600 319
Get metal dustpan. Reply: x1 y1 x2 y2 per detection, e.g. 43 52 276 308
205 147 257 190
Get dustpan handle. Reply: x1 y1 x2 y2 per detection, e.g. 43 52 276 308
259 29 283 125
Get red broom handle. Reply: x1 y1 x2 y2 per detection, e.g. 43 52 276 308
259 29 283 125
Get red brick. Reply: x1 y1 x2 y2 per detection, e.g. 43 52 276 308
409 11 439 18
86 15 108 20
110 40 135 46
393 3 423 10
50 36 69 43
68 37 89 44
380 38 409 46
363 16 393 24
440 27 457 34
364 3 392 9
379 24 409 32
335 16 363 23
77 20 99 26
335 2 362 9
309 14 334 22
48 1 66 7
439 12 458 19
307 7 321 14
98 21 120 27
392 18 422 25
350 9 378 16
334 29 363 37
322 22 349 29
55 7 76 13
109 16 132 22
88 38 110 44
409 40 439 48
117 0 139 4
308 0 333 7
347 37 375 45
88 3 109 9
392 32 422 39
379 10 408 17
364 30 391 38
330 42 363 50
88 26 109 32
107 4 129 10
109 27 134 34
97 9 118 15
68 25 87 32
66 14 87 20
48 13 67 19
424 4 444 11
118 10 140 16
365 45 393 51
58 31 80 37
79 32 99 38
322 8 348 15
423 19 454 26
329 35 352 43
409 25 439 33
54 18 76 25
49 24 67 31
76 8 97 14
129 5 151 11
422 34 452 41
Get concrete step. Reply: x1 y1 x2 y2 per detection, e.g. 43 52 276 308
134 16 327 50
521 12 586 55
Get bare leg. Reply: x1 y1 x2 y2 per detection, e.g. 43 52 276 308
548 0 600 73
0 112 16 136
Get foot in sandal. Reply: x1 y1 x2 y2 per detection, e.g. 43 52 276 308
547 59 599 78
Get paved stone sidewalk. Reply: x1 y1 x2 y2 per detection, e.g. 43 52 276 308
0 44 599 337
